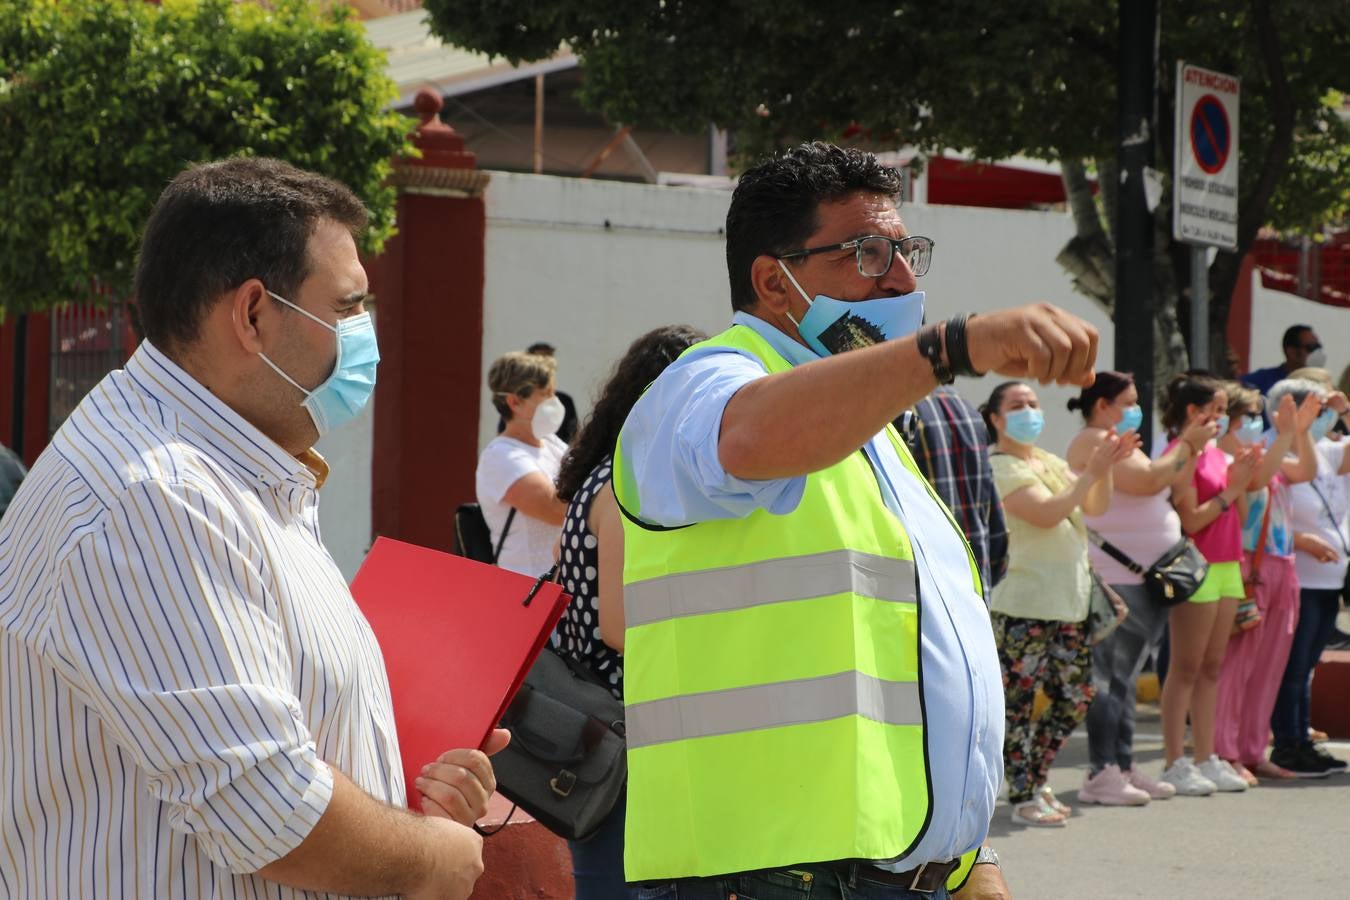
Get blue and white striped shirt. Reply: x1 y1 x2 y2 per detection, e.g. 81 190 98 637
0 341 403 898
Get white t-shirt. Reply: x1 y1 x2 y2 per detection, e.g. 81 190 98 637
1290 439 1350 589
474 434 568 577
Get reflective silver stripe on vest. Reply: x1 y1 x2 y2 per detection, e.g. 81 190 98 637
626 670 921 749
625 549 916 628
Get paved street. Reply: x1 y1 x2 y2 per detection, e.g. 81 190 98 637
991 705 1350 899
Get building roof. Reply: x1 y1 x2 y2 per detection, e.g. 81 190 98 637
363 10 576 109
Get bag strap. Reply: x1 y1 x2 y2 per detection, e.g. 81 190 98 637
1085 528 1148 576
474 805 517 837
1308 482 1350 554
492 508 517 564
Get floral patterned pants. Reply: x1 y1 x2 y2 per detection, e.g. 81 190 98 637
992 614 1095 804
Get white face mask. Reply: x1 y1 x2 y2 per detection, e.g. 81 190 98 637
1306 347 1327 369
531 395 566 440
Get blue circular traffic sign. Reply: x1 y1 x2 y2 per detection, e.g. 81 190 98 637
1190 94 1230 174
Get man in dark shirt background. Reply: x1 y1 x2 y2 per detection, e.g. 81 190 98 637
899 385 1008 604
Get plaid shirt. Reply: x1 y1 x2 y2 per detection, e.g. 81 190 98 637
897 386 1008 604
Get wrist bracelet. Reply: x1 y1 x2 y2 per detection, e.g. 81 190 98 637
1217 495 1231 512
944 313 983 378
917 323 955 385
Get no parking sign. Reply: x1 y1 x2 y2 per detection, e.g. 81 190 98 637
1173 62 1240 249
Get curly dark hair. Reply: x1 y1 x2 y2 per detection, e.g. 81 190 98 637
556 325 707 502
725 142 904 313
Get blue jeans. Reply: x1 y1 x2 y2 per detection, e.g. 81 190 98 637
1271 587 1341 747
631 862 950 899
568 786 628 900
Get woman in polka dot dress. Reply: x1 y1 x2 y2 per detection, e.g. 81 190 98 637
552 325 705 900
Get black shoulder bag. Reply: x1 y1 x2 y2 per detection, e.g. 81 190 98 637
451 505 516 564
1087 528 1208 607
482 566 627 842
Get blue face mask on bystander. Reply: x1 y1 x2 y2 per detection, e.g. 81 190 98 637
1116 404 1143 436
1003 407 1046 445
258 290 380 437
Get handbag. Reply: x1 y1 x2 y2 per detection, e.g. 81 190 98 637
1086 567 1129 645
487 597 626 841
451 505 515 564
1087 529 1208 607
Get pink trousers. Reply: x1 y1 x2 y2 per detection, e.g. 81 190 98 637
1215 553 1300 764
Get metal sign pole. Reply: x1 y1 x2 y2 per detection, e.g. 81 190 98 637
1191 246 1209 371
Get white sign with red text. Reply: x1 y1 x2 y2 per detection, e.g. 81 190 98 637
1173 61 1240 249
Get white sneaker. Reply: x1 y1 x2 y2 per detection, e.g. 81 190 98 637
1198 755 1249 792
1079 764 1151 806
1161 758 1217 796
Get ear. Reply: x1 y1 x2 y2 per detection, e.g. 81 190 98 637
749 255 799 314
229 279 270 354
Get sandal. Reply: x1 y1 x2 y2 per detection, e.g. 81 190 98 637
1226 760 1259 786
1010 797 1066 828
1037 784 1071 817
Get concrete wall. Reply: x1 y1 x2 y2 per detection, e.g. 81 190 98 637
1246 278 1350 387
478 171 1112 460
317 397 376 581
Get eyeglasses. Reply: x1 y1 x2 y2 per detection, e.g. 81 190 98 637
778 234 935 278
1303 342 1323 352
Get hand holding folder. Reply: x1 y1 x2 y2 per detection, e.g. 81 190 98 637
350 537 570 811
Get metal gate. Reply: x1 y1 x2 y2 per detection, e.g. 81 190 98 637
49 303 131 437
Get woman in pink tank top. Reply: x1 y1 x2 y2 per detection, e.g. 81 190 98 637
1158 374 1260 796
1066 371 1216 806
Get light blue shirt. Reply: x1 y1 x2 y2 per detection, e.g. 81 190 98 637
619 312 1004 870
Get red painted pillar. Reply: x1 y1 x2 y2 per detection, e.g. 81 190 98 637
0 312 52 466
1226 254 1256 375
370 91 491 552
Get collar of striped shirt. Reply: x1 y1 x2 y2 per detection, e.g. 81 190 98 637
126 340 330 490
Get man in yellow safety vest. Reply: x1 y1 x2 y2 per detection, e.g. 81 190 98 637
613 142 1101 898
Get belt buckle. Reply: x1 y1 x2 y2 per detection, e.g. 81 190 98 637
905 861 930 892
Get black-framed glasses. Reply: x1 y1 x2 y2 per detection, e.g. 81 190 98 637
778 234 935 278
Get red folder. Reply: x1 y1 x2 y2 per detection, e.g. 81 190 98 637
350 537 570 810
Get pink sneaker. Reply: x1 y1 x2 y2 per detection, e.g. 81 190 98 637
1124 766 1177 799
1080 764 1151 806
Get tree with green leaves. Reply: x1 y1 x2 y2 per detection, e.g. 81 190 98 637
0 0 413 316
425 0 1349 377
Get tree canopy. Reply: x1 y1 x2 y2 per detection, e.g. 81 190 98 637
0 0 413 315
426 0 1349 368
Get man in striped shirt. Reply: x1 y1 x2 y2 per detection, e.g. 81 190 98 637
0 158 500 898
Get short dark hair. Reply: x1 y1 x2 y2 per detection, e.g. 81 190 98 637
725 142 904 312
527 342 557 356
133 157 369 353
1282 324 1313 348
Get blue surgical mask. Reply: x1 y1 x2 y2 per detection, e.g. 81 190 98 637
1116 404 1143 436
777 260 924 357
259 290 380 437
1236 415 1265 445
1215 414 1230 435
1003 407 1045 445
1311 408 1337 441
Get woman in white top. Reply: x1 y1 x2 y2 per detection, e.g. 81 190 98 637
982 381 1134 827
475 351 569 576
1066 371 1215 806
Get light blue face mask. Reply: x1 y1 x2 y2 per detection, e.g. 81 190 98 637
1215 414 1230 435
259 290 380 437
1003 407 1045 445
1236 415 1265 445
776 260 924 357
1116 404 1143 436
1311 408 1337 441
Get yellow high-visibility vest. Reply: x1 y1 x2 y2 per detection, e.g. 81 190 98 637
614 323 980 888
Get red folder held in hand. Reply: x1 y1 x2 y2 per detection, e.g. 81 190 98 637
350 537 570 810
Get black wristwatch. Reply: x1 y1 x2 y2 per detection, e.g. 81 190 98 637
974 846 1000 868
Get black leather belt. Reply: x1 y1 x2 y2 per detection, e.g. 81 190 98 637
828 858 960 894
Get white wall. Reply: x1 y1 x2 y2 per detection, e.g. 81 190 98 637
1247 277 1350 386
316 396 375 582
480 172 1112 458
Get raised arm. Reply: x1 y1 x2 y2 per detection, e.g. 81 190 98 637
720 304 1098 479
1174 448 1258 534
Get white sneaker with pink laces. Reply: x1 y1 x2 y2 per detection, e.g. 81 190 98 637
1079 765 1151 806
1124 766 1177 799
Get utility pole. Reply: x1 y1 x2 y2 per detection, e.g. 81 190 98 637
1115 0 1159 448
